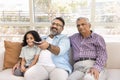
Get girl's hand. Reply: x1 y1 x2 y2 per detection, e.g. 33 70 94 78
12 62 20 74
21 66 26 72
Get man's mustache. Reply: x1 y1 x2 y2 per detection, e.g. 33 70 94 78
51 27 57 30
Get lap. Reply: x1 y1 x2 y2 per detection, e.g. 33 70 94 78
84 69 107 80
68 70 84 80
24 65 54 80
14 67 24 76
50 68 68 80
24 64 69 80
68 60 107 80
68 69 107 80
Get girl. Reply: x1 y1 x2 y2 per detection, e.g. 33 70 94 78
13 30 41 76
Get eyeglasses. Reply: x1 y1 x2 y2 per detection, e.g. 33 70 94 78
52 22 63 27
77 23 87 27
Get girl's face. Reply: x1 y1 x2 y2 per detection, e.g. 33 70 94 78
26 33 35 47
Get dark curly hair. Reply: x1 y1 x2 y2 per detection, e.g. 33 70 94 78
22 30 42 46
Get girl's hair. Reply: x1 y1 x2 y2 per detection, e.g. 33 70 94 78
22 30 42 46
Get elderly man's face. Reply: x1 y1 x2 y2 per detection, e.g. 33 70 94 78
76 19 90 34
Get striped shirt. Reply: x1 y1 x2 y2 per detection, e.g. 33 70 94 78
69 32 107 71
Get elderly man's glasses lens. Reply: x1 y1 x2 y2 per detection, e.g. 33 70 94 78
52 22 63 27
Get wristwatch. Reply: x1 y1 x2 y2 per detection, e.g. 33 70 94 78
47 43 51 50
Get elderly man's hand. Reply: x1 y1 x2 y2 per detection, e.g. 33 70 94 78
88 67 100 80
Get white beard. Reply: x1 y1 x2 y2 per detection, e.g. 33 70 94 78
50 30 57 36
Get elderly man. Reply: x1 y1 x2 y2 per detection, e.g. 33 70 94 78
68 17 107 80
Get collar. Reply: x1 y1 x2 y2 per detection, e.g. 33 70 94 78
79 30 93 38
42 34 61 40
26 45 37 48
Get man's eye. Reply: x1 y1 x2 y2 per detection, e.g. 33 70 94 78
77 25 80 27
77 24 86 27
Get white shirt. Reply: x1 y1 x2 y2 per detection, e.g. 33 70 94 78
37 37 55 67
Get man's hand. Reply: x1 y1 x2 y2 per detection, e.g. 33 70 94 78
38 41 49 50
88 67 100 80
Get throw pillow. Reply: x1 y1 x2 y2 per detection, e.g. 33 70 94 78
3 40 22 69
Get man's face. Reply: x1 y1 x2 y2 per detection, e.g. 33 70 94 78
76 19 90 34
50 19 64 36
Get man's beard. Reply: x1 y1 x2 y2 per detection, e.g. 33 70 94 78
50 30 57 36
50 27 58 36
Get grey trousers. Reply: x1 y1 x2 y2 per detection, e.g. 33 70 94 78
68 60 107 80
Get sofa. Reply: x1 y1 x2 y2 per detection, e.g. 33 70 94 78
0 41 120 80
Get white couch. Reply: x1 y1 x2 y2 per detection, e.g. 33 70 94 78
0 42 120 80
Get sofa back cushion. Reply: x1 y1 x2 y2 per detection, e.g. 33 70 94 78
0 47 5 71
3 40 22 69
106 42 120 69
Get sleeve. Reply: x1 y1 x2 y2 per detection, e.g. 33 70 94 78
58 36 70 56
93 36 107 72
19 47 25 58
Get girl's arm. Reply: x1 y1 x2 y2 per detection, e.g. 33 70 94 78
12 58 21 74
28 55 39 68
21 58 26 72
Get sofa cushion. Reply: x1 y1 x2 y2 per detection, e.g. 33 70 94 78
0 47 5 71
0 69 24 80
107 69 120 80
106 42 120 69
3 40 22 69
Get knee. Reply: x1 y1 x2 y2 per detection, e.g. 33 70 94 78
83 73 95 80
14 69 23 76
24 69 32 80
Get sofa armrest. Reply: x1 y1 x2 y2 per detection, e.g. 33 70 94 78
0 47 5 71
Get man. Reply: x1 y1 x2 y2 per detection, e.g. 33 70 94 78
68 17 107 80
24 17 72 80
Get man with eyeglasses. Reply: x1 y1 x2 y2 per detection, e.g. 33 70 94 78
68 17 107 80
24 17 72 80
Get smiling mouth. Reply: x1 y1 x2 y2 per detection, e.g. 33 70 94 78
51 27 57 30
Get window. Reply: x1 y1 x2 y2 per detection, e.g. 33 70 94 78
0 0 29 22
34 0 92 36
0 0 29 42
0 0 120 43
94 0 120 42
